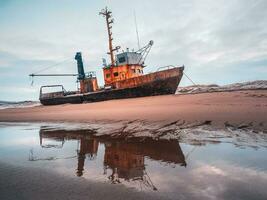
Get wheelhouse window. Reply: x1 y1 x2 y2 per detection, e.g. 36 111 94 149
113 72 119 77
106 73 111 78
118 56 126 63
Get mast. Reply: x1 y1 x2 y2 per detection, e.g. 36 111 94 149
99 7 120 66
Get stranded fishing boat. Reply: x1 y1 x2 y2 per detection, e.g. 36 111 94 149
30 7 184 106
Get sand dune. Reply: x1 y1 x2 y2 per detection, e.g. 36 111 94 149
176 80 267 94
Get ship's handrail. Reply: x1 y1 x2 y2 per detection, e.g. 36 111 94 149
40 84 66 90
85 71 97 78
157 65 179 71
39 85 67 99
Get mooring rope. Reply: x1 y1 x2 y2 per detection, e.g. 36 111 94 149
183 71 197 86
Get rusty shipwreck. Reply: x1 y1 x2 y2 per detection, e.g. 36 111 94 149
30 7 184 106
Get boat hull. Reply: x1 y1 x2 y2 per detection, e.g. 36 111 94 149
40 95 83 106
40 67 184 105
83 75 180 102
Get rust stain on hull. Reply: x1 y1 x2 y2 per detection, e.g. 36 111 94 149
40 67 184 105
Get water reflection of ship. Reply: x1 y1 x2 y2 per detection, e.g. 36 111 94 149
39 128 186 189
39 128 98 177
104 142 145 184
103 139 186 187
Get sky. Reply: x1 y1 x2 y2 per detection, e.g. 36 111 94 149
0 0 266 101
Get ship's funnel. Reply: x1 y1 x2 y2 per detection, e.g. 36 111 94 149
75 52 85 80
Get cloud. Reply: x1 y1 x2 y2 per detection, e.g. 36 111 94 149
0 0 267 100
146 160 267 199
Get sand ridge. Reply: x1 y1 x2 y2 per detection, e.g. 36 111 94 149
0 90 266 132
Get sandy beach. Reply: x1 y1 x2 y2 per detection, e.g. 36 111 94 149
1 90 267 200
0 90 266 132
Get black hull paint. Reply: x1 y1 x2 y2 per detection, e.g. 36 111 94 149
40 95 83 106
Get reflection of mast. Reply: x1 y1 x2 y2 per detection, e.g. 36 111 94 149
99 7 120 66
77 152 86 177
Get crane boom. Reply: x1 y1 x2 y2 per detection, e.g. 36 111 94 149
136 40 154 65
29 52 85 79
29 74 78 77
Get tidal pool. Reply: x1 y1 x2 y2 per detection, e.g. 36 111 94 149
0 123 267 200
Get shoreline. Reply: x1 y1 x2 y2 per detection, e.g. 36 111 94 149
0 90 266 133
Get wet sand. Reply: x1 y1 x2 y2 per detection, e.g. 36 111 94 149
0 90 266 132
0 162 163 200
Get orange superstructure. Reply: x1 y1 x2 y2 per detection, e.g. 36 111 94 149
103 64 144 86
79 76 99 93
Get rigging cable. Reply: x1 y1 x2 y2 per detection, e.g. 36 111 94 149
183 71 197 86
30 58 73 86
32 58 73 74
134 10 141 49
